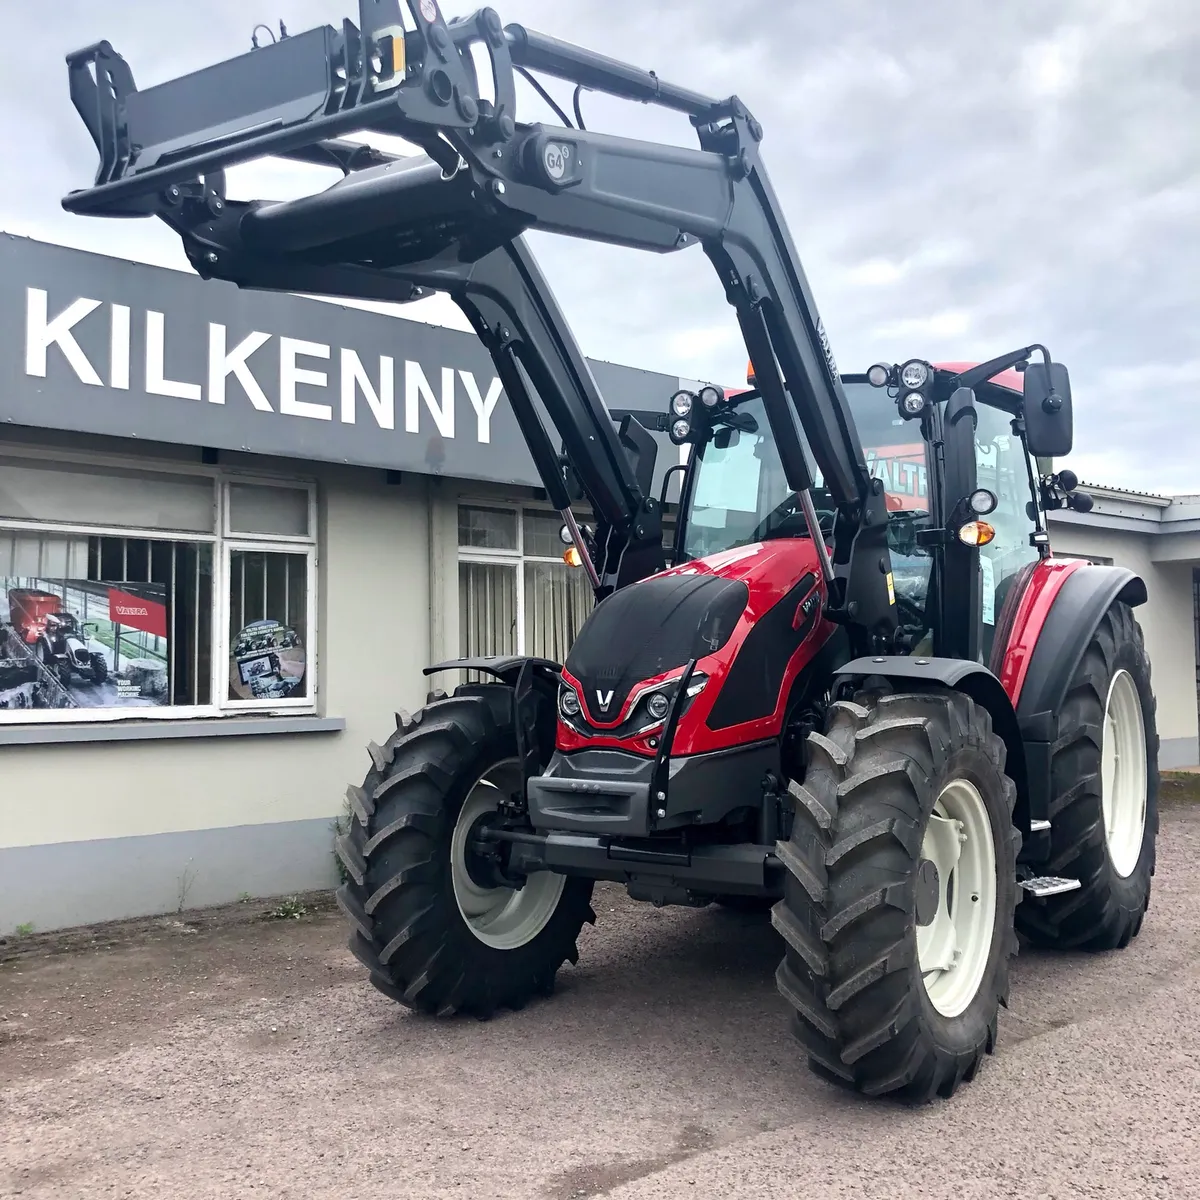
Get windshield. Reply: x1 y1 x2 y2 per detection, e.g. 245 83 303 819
680 383 928 560
677 379 1038 656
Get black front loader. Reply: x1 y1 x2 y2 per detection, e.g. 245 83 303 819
63 0 897 649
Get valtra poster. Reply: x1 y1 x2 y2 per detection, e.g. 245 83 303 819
0 578 169 711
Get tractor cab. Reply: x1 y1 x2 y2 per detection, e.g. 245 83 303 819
44 611 84 643
667 361 1078 667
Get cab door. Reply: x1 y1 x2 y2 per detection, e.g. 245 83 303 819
973 401 1043 668
937 389 1042 664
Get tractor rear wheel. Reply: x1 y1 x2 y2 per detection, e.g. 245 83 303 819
335 683 595 1018
773 689 1020 1102
1015 601 1158 951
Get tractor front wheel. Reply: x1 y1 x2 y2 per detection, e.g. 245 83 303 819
335 684 595 1019
773 689 1020 1102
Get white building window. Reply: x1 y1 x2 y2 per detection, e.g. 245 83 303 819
221 480 317 710
87 535 213 707
0 452 317 724
457 503 593 665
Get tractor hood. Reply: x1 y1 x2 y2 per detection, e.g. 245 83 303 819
562 540 817 728
563 568 748 726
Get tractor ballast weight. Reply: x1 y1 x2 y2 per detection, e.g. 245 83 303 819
61 0 1159 1104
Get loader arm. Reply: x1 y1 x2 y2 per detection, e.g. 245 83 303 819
61 0 897 648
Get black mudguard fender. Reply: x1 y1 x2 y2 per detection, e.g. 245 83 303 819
424 655 564 783
1014 565 1147 726
831 656 1030 840
831 564 1150 864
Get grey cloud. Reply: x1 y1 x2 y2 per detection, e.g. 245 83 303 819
2 0 1196 490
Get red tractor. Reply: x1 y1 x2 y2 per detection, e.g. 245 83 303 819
7 589 109 685
63 2 1156 1103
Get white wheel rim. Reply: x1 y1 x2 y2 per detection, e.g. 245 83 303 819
450 759 566 950
1101 669 1148 879
916 779 998 1019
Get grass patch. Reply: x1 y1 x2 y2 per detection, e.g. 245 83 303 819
330 791 353 886
265 896 308 921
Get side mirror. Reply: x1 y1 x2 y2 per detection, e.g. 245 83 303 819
1023 362 1073 457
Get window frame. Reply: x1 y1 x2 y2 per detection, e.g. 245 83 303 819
0 446 319 726
455 498 679 658
222 475 319 543
219 537 319 712
456 500 588 657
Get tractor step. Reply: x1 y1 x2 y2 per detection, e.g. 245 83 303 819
1019 875 1081 898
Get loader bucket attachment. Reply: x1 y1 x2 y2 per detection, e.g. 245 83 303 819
64 0 490 217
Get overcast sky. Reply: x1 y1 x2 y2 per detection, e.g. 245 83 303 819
4 0 1197 492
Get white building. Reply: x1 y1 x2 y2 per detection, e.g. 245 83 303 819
0 233 1193 933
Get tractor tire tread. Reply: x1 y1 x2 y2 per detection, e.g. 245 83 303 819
336 683 594 1019
1015 601 1158 952
774 688 1019 1103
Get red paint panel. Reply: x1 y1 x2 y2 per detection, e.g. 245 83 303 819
997 557 1084 705
555 538 834 757
107 588 168 639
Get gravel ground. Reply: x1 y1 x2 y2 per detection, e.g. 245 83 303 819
2 800 1199 1200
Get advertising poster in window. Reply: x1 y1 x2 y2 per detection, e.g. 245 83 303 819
229 618 306 702
0 579 169 711
865 443 928 511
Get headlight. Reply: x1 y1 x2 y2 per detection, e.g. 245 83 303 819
559 686 581 718
670 418 691 442
646 692 670 720
867 363 892 388
901 391 926 417
900 360 930 389
670 390 694 417
698 384 724 408
968 488 998 516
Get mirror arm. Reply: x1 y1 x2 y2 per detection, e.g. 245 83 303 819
952 344 1049 392
1012 413 1052 554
